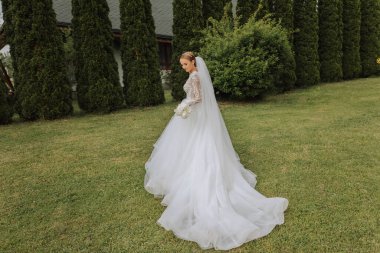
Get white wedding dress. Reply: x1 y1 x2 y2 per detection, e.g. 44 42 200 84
144 57 288 250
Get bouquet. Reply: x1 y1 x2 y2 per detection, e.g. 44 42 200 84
174 101 192 119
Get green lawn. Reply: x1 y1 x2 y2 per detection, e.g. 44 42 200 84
1 77 379 252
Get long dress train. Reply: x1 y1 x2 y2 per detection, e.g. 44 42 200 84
144 57 288 250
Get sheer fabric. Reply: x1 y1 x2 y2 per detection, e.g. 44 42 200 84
144 57 288 250
183 72 202 105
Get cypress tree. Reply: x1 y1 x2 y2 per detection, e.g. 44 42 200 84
203 0 231 22
360 0 380 77
71 0 87 110
342 0 361 79
3 0 35 119
0 81 13 124
120 0 165 106
1 0 17 79
267 0 294 43
236 0 260 25
31 0 73 119
293 0 320 87
71 0 124 112
4 0 72 120
142 0 165 104
170 0 203 101
318 0 343 82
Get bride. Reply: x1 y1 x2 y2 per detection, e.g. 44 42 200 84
144 52 288 250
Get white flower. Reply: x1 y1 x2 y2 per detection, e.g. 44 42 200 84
181 105 192 118
174 102 192 119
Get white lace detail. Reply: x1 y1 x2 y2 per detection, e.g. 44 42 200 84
183 71 201 105
144 57 288 250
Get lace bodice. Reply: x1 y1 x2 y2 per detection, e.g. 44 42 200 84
183 71 201 105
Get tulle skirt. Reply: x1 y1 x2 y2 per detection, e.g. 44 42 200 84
144 104 288 250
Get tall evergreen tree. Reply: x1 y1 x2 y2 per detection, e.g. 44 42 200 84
267 0 294 43
360 0 380 77
293 0 320 86
170 0 203 101
203 0 231 22
120 0 165 106
71 0 124 112
318 0 343 82
0 81 13 124
236 0 260 25
1 0 17 80
3 0 72 120
342 0 361 79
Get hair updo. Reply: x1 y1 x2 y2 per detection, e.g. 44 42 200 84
180 51 196 66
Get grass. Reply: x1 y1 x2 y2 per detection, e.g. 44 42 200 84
1 77 379 252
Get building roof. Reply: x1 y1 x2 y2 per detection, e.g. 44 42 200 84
52 0 173 39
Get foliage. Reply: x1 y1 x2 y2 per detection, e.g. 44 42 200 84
3 0 72 120
61 28 76 85
267 0 294 43
71 0 124 112
360 0 380 77
1 0 17 81
200 12 295 100
236 0 259 25
0 78 13 124
203 0 231 23
293 0 320 86
170 0 203 101
318 0 343 82
120 0 165 106
0 53 13 79
342 0 362 79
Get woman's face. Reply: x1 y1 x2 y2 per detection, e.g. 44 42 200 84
180 58 196 73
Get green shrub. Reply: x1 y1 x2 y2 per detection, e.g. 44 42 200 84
0 82 14 124
236 0 259 25
318 0 343 82
120 0 165 106
3 0 72 120
86 79 123 113
72 0 124 112
342 0 361 79
293 0 320 87
203 0 231 22
360 0 380 77
200 14 295 100
170 0 203 101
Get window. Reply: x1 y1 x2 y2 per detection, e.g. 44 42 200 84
158 41 172 70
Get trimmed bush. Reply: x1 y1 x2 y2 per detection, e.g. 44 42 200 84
203 0 231 22
200 14 295 100
360 0 380 77
170 0 204 101
3 0 72 120
293 0 320 87
236 0 259 25
267 0 294 43
120 0 165 106
318 0 343 82
0 82 13 124
72 0 124 112
1 0 17 78
342 0 362 79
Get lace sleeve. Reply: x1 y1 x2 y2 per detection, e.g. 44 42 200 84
188 74 201 105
